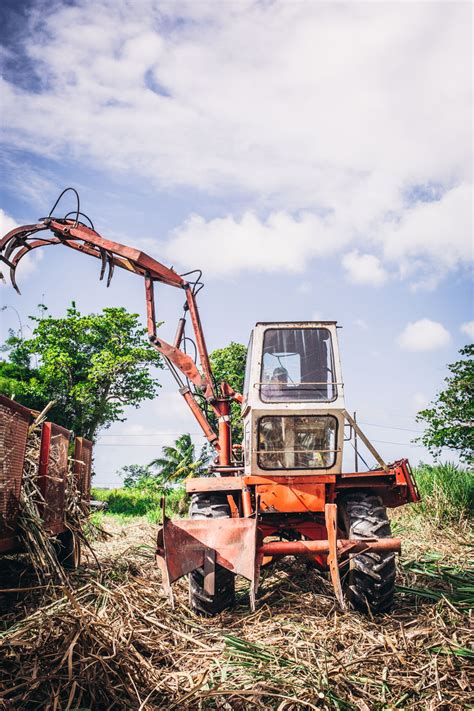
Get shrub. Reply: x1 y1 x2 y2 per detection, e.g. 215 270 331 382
411 462 473 524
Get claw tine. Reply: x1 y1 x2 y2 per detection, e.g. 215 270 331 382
10 265 21 294
106 254 115 287
99 248 107 281
4 237 21 262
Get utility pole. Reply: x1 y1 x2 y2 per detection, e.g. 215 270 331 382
353 410 359 472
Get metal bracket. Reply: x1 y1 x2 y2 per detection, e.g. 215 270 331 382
203 548 216 595
325 503 345 610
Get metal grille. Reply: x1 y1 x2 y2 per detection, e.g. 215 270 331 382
0 395 31 540
39 422 71 534
73 437 93 503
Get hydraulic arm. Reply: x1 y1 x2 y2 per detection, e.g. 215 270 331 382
0 189 240 464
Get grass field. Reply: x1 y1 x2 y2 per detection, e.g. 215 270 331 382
0 464 472 709
92 485 185 522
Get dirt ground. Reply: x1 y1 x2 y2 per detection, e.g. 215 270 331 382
0 511 472 710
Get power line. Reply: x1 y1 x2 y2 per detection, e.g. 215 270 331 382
359 421 424 434
96 424 424 438
93 439 428 449
371 439 425 448
97 432 202 438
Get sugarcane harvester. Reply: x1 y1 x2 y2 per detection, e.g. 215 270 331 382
1 189 420 615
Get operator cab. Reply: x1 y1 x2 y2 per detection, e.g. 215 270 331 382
242 322 344 475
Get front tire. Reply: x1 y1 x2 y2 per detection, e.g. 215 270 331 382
340 492 396 614
188 493 236 616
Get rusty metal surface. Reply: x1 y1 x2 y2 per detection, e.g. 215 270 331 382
39 422 71 534
337 458 419 507
0 395 31 542
73 437 93 502
157 516 258 585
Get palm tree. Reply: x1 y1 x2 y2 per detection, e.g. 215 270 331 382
149 434 210 486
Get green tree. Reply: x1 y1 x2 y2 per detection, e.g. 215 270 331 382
118 464 153 489
149 433 210 484
210 341 247 444
416 345 474 464
0 303 163 441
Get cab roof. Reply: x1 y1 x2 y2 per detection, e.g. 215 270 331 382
255 321 338 326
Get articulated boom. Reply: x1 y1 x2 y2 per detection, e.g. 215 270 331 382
0 190 241 465
1 190 420 615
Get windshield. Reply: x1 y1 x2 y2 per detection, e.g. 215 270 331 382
258 415 338 470
260 328 337 402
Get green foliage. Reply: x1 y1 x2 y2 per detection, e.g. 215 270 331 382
0 303 163 441
416 345 474 463
411 462 473 524
119 464 154 489
209 341 247 444
92 486 186 521
397 553 474 612
149 433 210 483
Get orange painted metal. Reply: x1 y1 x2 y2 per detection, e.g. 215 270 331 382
241 486 252 517
259 538 402 555
256 481 326 513
186 476 243 493
144 274 156 339
221 381 244 404
325 503 344 608
215 399 232 466
185 288 216 400
156 513 258 606
226 494 240 518
179 387 219 446
244 474 336 485
173 318 186 348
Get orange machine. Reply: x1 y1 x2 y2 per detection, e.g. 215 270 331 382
1 189 420 614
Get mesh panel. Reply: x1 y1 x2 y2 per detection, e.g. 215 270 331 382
0 395 31 539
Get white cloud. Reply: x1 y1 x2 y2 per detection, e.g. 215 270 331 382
380 184 473 289
397 319 451 351
0 209 18 236
0 1 472 283
342 251 388 286
164 211 345 275
460 321 474 340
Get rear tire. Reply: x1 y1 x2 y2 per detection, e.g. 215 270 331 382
188 493 236 616
340 492 396 614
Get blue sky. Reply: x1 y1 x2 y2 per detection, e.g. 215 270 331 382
1 0 472 486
